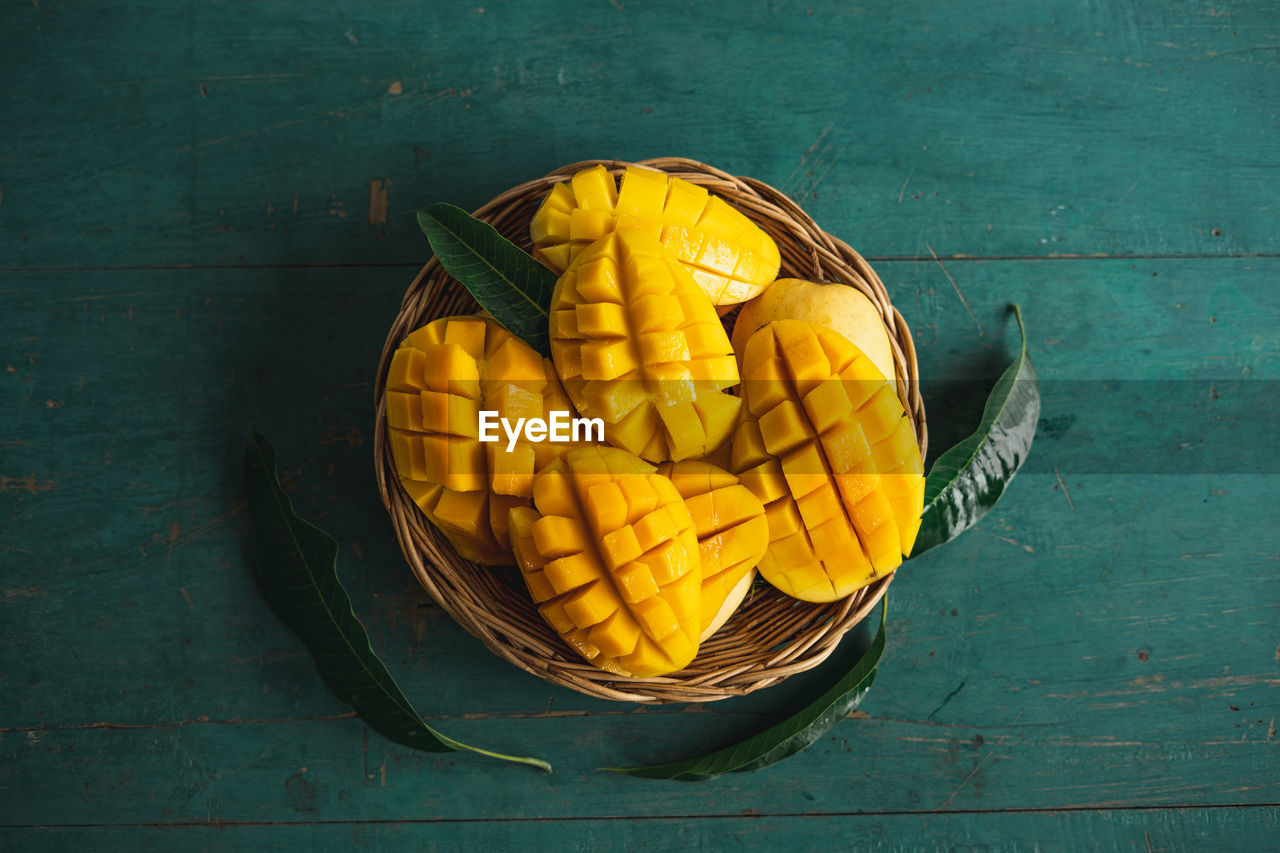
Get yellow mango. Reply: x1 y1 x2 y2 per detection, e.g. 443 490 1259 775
657 460 767 640
509 446 701 678
550 229 741 462
732 320 924 602
731 278 898 383
386 316 579 564
397 479 526 565
531 165 781 306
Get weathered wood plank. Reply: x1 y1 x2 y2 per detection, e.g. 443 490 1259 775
2 0 1277 268
1 261 1276 824
4 807 1279 851
1 680 1277 824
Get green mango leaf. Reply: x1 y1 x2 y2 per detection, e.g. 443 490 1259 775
605 603 886 782
243 431 551 773
416 203 556 356
912 304 1040 556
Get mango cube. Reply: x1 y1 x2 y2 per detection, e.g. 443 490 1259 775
657 460 768 640
384 316 582 564
531 165 781 306
509 447 701 678
550 229 741 462
731 320 925 602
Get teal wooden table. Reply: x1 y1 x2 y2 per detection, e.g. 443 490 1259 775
3 2 1277 849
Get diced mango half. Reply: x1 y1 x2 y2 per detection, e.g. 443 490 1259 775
385 316 581 563
731 320 925 602
550 229 741 463
531 165 781 306
657 460 767 639
509 446 701 678
397 478 525 566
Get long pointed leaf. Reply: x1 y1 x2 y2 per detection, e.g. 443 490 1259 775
243 431 551 773
605 603 886 782
416 203 557 356
912 304 1040 556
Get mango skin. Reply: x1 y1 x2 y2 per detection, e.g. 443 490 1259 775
509 446 701 678
732 278 898 383
549 228 741 463
385 316 579 564
731 320 924 602
531 164 781 306
657 460 767 640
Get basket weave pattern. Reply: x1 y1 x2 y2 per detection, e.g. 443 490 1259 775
374 158 926 703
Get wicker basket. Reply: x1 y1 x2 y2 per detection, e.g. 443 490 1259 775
373 157 926 703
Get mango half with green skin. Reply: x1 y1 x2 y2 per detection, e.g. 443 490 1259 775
531 164 781 306
732 320 924 602
385 316 578 563
550 228 741 463
509 446 701 678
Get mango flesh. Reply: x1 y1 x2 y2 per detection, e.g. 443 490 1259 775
386 316 579 563
396 479 524 565
508 446 701 678
700 568 755 643
731 278 898 383
656 460 767 640
531 164 781 306
550 229 742 463
732 320 925 602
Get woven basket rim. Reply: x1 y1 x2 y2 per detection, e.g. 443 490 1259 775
373 157 926 703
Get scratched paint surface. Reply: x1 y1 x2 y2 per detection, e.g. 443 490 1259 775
1 1 1278 850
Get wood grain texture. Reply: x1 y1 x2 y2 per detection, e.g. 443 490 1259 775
2 0 1277 269
3 808 1278 852
2 0 1278 848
